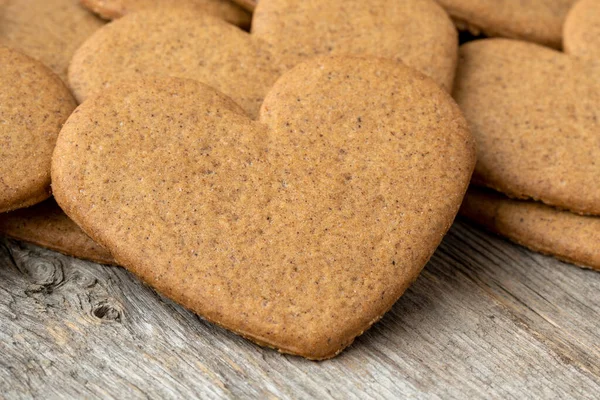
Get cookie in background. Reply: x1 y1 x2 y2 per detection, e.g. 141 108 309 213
80 0 251 29
0 199 115 265
436 0 577 49
230 0 580 49
68 9 282 117
460 187 600 272
453 39 600 215
252 0 458 91
564 0 600 61
0 46 76 213
0 0 104 83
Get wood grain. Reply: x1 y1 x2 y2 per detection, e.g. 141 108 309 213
1 220 599 399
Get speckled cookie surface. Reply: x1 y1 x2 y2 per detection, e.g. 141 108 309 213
436 0 577 48
564 0 600 61
69 9 282 117
52 58 475 359
453 39 600 215
252 0 457 91
0 0 104 82
460 188 600 271
80 0 251 28
0 47 76 213
0 199 115 264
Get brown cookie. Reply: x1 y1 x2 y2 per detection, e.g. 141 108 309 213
0 0 104 83
564 0 600 61
460 187 600 271
453 39 600 215
68 9 283 118
52 57 475 359
436 0 577 48
79 0 251 29
252 0 458 91
0 46 76 213
0 199 115 264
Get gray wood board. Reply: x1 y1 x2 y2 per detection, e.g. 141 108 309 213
0 220 598 399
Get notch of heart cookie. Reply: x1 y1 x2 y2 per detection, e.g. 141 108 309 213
53 57 475 359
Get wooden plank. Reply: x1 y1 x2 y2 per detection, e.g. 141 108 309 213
445 222 600 377
0 221 598 399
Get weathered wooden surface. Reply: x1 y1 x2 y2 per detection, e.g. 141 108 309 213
0 220 598 399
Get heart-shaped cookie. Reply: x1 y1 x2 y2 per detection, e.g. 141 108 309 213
52 57 475 359
564 0 600 61
0 199 115 265
0 0 105 83
453 39 600 215
435 0 577 48
251 0 457 90
0 46 76 213
460 188 600 271
80 0 251 28
69 3 458 116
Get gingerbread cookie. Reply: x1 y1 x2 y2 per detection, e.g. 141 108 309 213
69 9 282 117
460 188 600 271
0 199 115 264
0 0 104 83
453 39 600 215
52 58 475 359
0 47 76 213
436 0 577 48
80 0 251 29
252 0 457 91
564 0 600 61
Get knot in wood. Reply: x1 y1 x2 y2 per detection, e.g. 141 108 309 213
91 300 122 323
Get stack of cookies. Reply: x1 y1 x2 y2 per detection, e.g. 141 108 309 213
0 0 597 359
453 0 600 271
